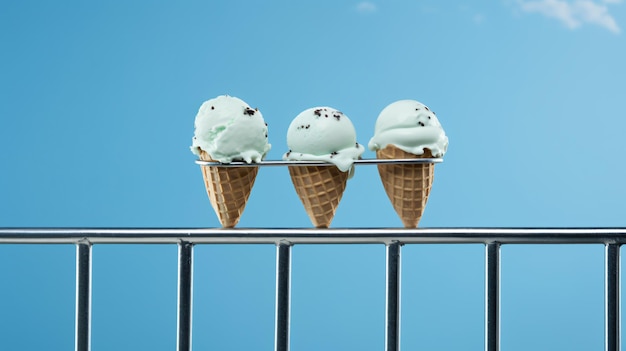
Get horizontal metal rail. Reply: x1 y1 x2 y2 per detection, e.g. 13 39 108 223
194 158 443 167
1 227 626 244
0 228 623 351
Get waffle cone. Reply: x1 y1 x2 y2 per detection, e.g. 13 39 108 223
288 165 349 228
199 151 258 228
376 145 436 228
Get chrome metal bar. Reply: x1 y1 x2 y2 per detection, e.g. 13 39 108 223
606 243 620 351
275 242 292 351
485 242 500 351
177 241 194 351
3 228 626 245
75 241 92 351
385 241 401 351
195 158 443 167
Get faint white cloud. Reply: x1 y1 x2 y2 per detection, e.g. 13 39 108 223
517 0 621 33
473 13 486 24
355 2 377 14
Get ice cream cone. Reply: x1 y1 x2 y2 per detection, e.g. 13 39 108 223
288 165 349 228
376 145 436 228
199 150 258 228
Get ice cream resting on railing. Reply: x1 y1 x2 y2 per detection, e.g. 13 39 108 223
191 95 448 228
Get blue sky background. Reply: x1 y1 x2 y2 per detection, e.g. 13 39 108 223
1 0 624 350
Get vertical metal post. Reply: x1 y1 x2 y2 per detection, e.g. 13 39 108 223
385 241 401 351
177 241 194 351
275 241 292 351
606 243 620 351
485 242 500 351
75 241 92 351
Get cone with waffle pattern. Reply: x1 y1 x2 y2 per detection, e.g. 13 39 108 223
288 165 349 228
369 100 448 228
283 106 365 228
191 95 270 228
199 150 259 228
376 145 436 228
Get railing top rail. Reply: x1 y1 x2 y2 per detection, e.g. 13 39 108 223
1 227 626 245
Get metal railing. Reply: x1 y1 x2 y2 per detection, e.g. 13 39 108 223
1 228 625 351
